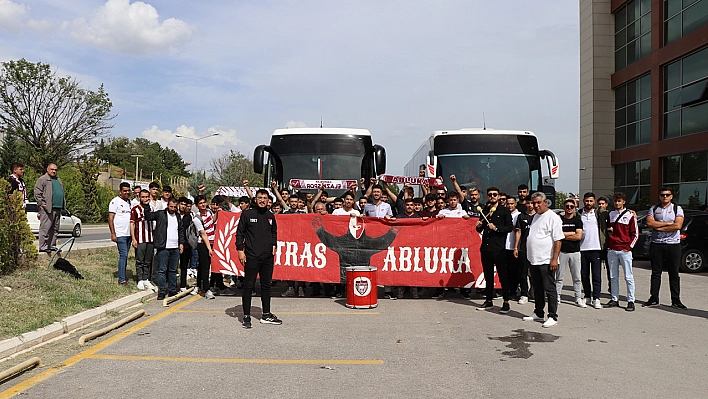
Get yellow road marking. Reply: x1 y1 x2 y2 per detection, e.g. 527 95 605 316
87 354 382 365
0 295 201 399
178 310 380 315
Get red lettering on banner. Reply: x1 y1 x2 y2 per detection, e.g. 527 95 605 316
211 213 499 288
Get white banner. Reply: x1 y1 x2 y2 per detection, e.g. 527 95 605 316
288 179 358 190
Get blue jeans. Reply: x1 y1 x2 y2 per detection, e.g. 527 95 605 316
157 248 180 295
116 236 132 283
607 249 635 303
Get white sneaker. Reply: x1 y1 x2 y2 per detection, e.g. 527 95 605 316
298 287 305 297
205 289 215 299
576 298 587 308
137 280 145 290
522 312 544 321
518 296 528 305
542 318 558 328
180 287 187 293
144 281 156 292
191 288 199 296
593 298 602 309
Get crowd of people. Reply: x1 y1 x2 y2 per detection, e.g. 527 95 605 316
100 175 688 329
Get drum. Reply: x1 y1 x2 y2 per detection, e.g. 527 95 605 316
345 266 378 309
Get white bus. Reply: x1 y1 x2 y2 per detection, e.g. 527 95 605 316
404 128 560 205
253 127 386 195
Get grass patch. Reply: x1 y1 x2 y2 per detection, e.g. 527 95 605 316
0 248 140 340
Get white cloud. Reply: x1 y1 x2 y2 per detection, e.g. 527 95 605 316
0 0 28 32
67 0 194 55
285 120 308 128
141 125 251 170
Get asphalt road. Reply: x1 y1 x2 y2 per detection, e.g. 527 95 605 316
33 225 111 251
1 260 707 398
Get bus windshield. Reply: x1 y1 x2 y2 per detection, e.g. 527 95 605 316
267 134 373 190
437 153 541 196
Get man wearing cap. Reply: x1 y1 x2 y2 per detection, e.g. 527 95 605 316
157 185 173 211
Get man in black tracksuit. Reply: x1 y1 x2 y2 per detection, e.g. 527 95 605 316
475 186 513 313
236 189 279 329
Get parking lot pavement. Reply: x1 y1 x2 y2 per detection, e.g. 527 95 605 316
2 260 708 398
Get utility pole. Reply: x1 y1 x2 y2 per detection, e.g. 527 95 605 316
132 154 143 185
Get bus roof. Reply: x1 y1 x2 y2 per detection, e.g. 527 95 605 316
430 128 536 138
272 127 371 136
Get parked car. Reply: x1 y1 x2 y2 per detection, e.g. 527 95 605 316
639 209 708 273
25 202 83 237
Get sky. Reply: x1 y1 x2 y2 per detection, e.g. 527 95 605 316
0 0 580 193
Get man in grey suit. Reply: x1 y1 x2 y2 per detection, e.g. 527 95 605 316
34 163 65 253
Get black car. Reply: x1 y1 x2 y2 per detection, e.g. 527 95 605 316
641 209 708 273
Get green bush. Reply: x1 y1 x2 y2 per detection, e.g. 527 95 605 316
0 179 37 275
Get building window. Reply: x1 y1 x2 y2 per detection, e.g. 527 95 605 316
615 74 651 149
615 0 651 71
615 159 651 209
663 46 708 139
665 0 708 45
663 151 708 209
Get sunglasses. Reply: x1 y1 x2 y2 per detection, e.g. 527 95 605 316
565 205 575 209
660 193 672 197
488 193 499 197
499 198 507 201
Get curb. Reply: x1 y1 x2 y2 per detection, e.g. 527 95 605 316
0 289 155 361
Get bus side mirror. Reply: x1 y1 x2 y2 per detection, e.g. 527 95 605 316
253 145 267 174
374 144 386 175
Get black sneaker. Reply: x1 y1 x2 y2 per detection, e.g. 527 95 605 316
500 302 510 314
242 316 252 329
157 293 165 300
384 292 397 300
476 301 493 311
260 313 283 325
626 302 635 312
643 297 660 307
671 302 687 310
168 291 177 297
604 300 619 308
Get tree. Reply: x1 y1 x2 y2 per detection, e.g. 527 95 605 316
0 181 37 274
0 59 114 173
210 150 262 187
95 136 189 181
75 155 102 223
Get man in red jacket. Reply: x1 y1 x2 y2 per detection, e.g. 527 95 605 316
605 192 638 311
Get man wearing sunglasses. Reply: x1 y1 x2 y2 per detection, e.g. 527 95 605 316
556 199 584 308
476 187 513 313
645 187 686 309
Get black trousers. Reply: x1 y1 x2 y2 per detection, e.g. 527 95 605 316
196 243 211 292
649 243 681 303
179 244 192 289
506 250 521 297
581 250 603 300
481 250 509 301
530 264 558 320
242 256 274 316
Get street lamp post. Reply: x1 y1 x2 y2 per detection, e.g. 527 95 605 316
175 133 220 170
132 154 143 185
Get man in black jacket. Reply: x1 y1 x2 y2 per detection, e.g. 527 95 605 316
475 186 513 313
237 189 279 328
144 197 185 300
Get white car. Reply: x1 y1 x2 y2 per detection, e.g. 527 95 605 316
25 202 83 237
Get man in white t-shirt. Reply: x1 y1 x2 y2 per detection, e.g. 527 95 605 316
332 191 360 217
108 182 133 285
522 192 565 328
363 185 393 219
437 192 470 219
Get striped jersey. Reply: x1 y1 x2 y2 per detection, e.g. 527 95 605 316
130 205 153 243
194 210 215 243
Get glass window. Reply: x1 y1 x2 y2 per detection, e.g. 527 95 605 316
681 151 707 181
663 47 708 138
615 159 651 208
616 0 651 70
663 151 708 208
616 74 651 148
664 156 681 183
665 0 708 44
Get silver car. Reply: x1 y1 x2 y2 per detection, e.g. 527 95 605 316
25 202 83 237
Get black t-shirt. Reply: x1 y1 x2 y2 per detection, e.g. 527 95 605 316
462 200 481 218
560 214 583 253
515 212 534 252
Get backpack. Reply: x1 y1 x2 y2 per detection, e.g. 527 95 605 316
186 214 201 248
